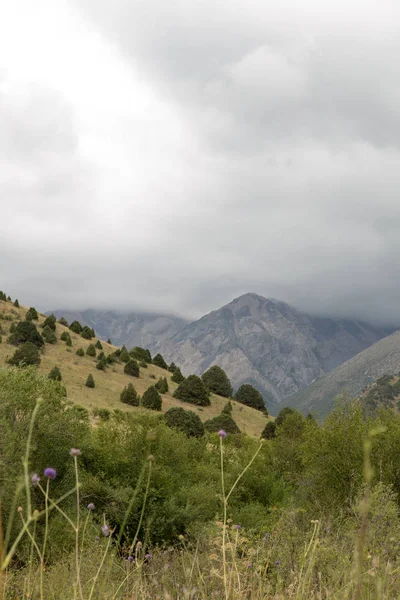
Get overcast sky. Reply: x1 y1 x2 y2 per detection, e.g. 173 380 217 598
1 0 400 323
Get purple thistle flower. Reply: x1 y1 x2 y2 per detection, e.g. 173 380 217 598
70 448 81 457
218 430 227 439
101 524 110 537
127 555 134 563
233 524 241 530
145 553 152 560
87 503 95 511
95 536 99 543
31 473 41 486
275 560 280 566
44 467 57 479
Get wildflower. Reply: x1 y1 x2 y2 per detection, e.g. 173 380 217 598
101 524 110 537
145 553 152 560
217 430 227 439
233 524 241 530
44 467 57 479
87 503 95 511
95 536 99 543
127 555 134 563
275 560 280 566
70 448 81 457
136 541 143 549
31 473 41 486
247 562 252 568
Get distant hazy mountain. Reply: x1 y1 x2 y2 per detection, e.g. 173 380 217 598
50 309 187 349
283 329 400 417
152 293 394 408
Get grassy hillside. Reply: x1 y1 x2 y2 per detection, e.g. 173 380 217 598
284 329 400 417
0 299 270 436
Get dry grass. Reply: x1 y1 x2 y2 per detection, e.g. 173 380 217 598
0 300 270 437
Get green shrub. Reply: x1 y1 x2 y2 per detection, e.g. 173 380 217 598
152 353 169 370
9 322 17 332
235 384 266 412
43 315 56 331
8 320 44 347
139 361 148 368
120 349 130 363
60 331 69 342
86 344 96 357
106 353 117 364
120 383 140 406
42 325 57 344
261 421 276 440
155 376 169 394
221 400 233 415
204 413 240 434
124 360 139 377
142 386 162 411
48 366 62 381
96 357 107 371
8 342 41 367
26 307 39 320
107 338 112 344
81 326 94 340
202 365 233 398
93 407 110 420
173 375 210 406
165 407 205 437
130 346 152 363
171 367 185 384
13 299 19 308
85 374 95 388
95 340 103 350
275 407 295 427
97 351 105 361
69 320 83 334
58 317 69 326
0 290 6 301
25 311 33 322
168 362 178 373
66 335 72 347
76 347 85 357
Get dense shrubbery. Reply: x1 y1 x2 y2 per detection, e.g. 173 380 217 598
58 317 69 326
8 320 44 347
235 383 266 412
42 325 57 344
165 406 205 437
26 307 39 320
130 346 152 363
7 342 41 366
81 326 94 340
43 314 57 330
141 385 162 411
204 413 241 434
173 375 211 406
155 376 168 394
201 365 233 397
48 366 62 381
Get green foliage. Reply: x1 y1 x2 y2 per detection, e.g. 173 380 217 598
155 376 169 394
8 320 44 347
85 373 95 388
66 335 72 347
76 347 85 357
120 383 140 406
119 348 130 363
9 322 17 332
13 299 19 307
42 325 57 344
142 386 162 411
173 375 211 406
43 314 57 330
97 351 105 361
69 320 83 334
48 366 62 381
25 310 33 321
202 365 233 397
0 334 2 344
107 338 112 344
171 367 185 383
58 317 69 326
221 400 233 415
124 359 139 377
152 353 169 370
95 339 103 350
26 306 39 320
139 360 148 368
235 384 266 412
106 352 117 364
130 346 152 363
81 325 94 339
60 331 69 342
261 421 276 439
96 357 107 371
86 344 96 357
204 413 241 434
275 407 295 427
168 362 178 373
165 407 205 438
7 342 41 366
93 407 111 420
0 290 6 301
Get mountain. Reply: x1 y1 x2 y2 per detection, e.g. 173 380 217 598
152 293 394 407
283 330 400 417
50 309 187 349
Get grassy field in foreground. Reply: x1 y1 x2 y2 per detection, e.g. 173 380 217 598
0 299 270 436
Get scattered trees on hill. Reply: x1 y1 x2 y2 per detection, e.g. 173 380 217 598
142 386 162 411
60 332 72 346
261 421 276 440
85 374 95 388
201 365 233 398
155 377 169 394
58 317 69 326
48 366 62 381
120 383 140 406
86 344 96 357
173 375 211 406
152 353 168 370
69 320 83 334
43 315 56 330
165 407 205 438
0 291 7 301
96 356 107 371
81 326 94 340
95 340 103 350
8 342 41 367
204 413 240 434
42 325 57 344
235 384 266 412
171 367 185 384
124 360 139 377
76 348 85 357
26 307 39 320
130 346 152 363
8 321 44 347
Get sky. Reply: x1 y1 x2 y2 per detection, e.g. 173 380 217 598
1 0 400 323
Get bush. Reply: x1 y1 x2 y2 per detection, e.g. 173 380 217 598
66 335 72 347
275 407 295 427
173 375 211 406
58 317 69 326
26 307 39 320
42 325 57 344
25 311 33 322
93 408 110 420
130 346 152 363
261 421 276 440
106 353 117 364
222 400 233 415
235 384 266 412
48 366 62 381
155 377 169 394
0 290 6 301
60 331 69 342
69 320 83 334
120 383 140 406
139 361 148 368
152 353 169 370
124 360 139 377
8 342 41 367
171 367 185 384
142 386 162 411
85 374 95 388
202 365 233 398
86 344 96 357
168 362 178 373
8 320 44 347
107 338 112 344
120 349 130 363
81 326 94 340
13 299 19 308
95 340 103 350
204 413 241 434
165 407 205 438
97 351 105 361
43 315 56 331
76 348 85 357
96 357 107 371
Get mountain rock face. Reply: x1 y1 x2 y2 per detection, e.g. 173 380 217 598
51 309 186 349
152 294 394 407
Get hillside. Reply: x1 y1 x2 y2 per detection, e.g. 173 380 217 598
0 298 269 437
283 330 400 417
152 293 394 407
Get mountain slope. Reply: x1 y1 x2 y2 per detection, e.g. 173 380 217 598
153 293 394 407
0 299 268 437
284 330 400 417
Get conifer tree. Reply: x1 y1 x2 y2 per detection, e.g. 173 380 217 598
173 375 210 406
152 353 169 370
171 367 185 384
142 386 162 411
86 344 96 357
13 299 19 308
120 383 140 406
95 340 103 350
8 342 41 367
48 366 62 381
124 360 139 377
202 366 233 398
85 374 95 388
